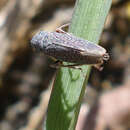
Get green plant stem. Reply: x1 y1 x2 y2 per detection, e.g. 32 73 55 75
44 0 112 130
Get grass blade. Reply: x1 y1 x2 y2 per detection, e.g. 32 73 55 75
44 0 112 130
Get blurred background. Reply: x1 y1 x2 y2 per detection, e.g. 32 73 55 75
0 0 130 130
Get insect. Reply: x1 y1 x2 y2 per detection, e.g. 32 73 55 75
30 24 109 70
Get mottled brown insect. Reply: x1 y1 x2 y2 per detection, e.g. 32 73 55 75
31 24 109 70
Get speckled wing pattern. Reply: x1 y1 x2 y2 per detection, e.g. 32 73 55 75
50 32 106 53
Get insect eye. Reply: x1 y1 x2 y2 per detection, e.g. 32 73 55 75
103 53 109 61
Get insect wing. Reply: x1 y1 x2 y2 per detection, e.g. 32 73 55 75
51 32 106 56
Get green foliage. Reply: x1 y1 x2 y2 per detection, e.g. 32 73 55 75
44 0 112 130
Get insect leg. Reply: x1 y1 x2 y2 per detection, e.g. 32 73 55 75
56 23 70 33
64 63 103 71
66 63 104 71
60 64 83 71
62 63 104 71
92 61 104 71
50 60 62 69
50 61 83 71
51 60 104 71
